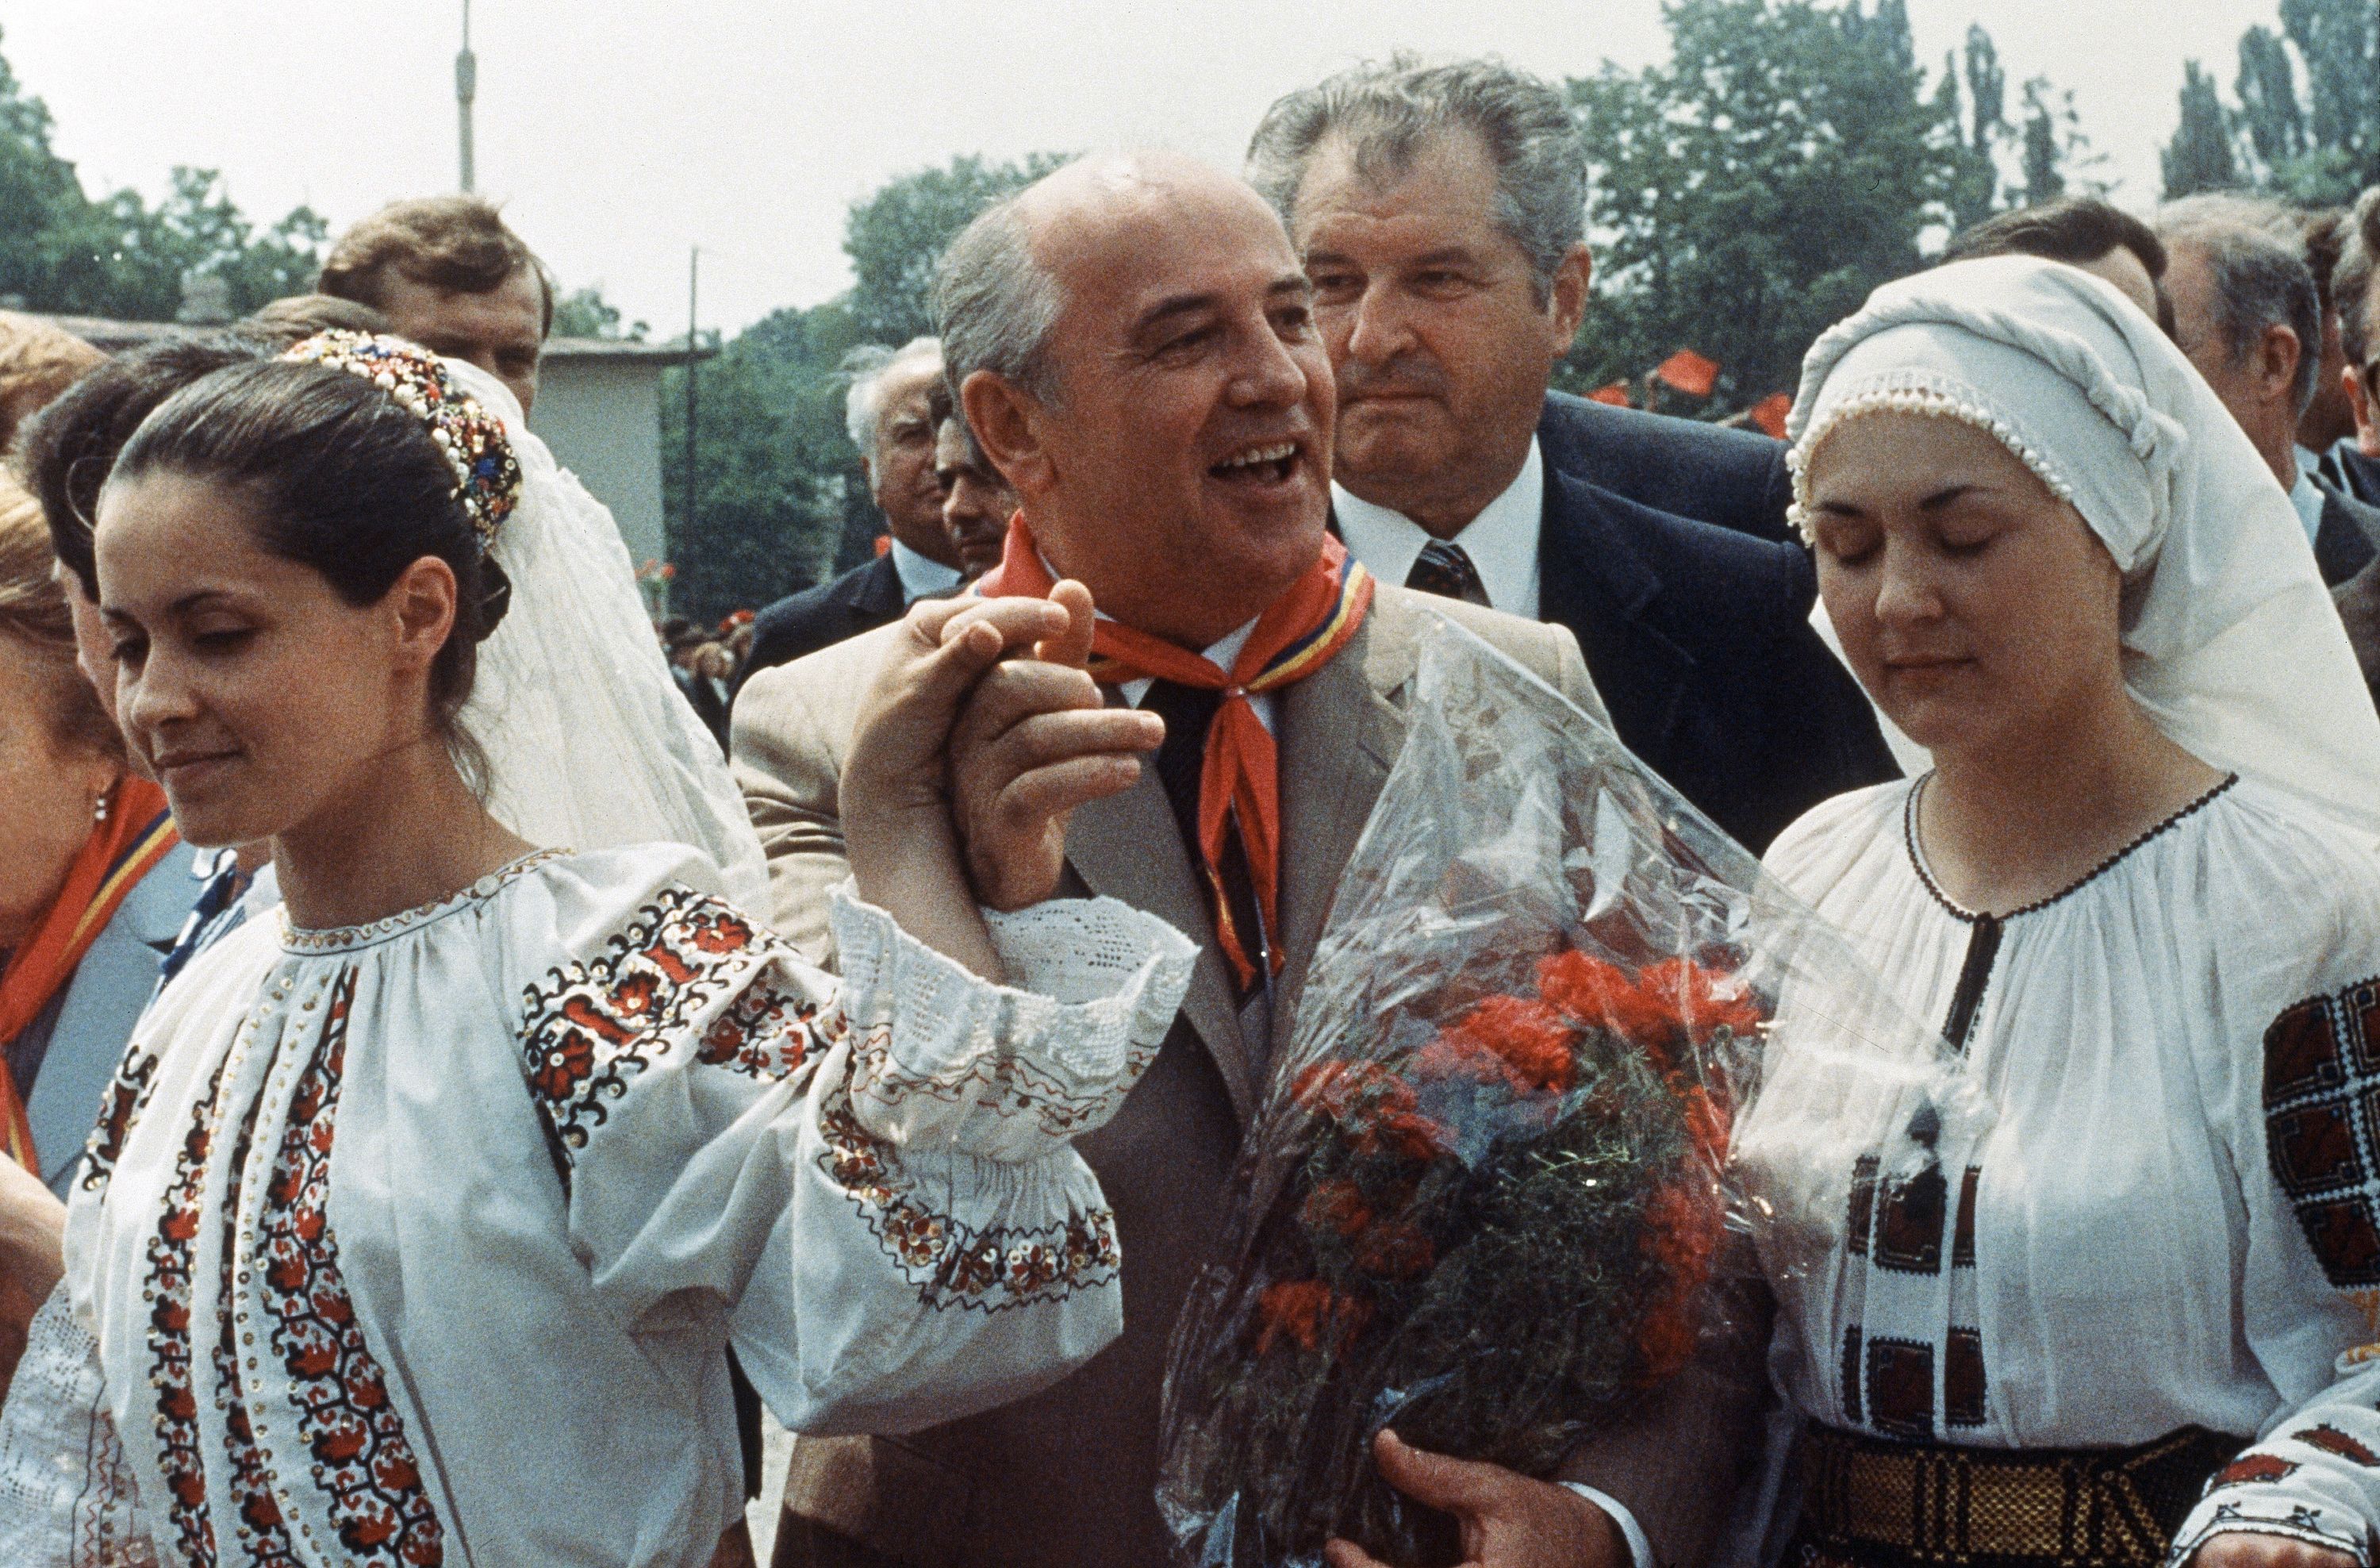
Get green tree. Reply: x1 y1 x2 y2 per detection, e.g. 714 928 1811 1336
2236 25 2307 169
2163 0 2378 202
1944 24 2006 230
662 152 1072 619
843 152 1070 344
2016 79 2102 206
661 301 877 624
1565 0 1971 405
2163 60 2241 198
0 28 331 317
551 285 648 340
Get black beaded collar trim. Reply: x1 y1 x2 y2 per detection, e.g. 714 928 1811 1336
1902 771 2240 924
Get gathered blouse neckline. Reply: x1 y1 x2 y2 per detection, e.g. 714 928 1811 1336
278 848 570 955
1902 772 2240 925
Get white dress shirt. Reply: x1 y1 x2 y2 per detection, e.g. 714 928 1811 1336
889 538 963 602
1333 436 1545 616
2291 447 2328 551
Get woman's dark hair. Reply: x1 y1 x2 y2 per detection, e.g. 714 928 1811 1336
15 332 270 598
106 358 512 781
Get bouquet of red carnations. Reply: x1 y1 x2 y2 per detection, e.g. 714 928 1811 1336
1157 624 1973 1567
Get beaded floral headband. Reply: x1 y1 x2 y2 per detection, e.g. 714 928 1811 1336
282 331 524 549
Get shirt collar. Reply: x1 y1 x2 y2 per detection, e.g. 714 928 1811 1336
1330 436 1544 614
1115 616 1272 730
2290 468 2327 550
889 539 962 601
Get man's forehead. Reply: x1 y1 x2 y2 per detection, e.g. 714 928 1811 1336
1293 125 1500 233
383 271 540 339
1050 215 1300 321
880 359 944 406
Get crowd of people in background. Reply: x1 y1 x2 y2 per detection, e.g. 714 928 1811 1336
0 44 2378 1568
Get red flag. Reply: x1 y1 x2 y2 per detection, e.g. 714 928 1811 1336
1749 393 1791 440
1587 383 1633 407
1653 349 1720 398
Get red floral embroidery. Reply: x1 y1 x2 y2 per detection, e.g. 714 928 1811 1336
2216 1454 2301 1486
81 1044 158 1194
213 1090 305 1568
816 1096 1119 1312
528 1029 596 1102
255 966 447 1566
518 887 831 1166
145 1063 227 1567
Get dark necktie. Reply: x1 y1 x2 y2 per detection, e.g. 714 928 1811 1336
1139 678 1271 1001
1405 539 1488 605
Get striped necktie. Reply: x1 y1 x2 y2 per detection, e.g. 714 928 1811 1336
1405 539 1488 606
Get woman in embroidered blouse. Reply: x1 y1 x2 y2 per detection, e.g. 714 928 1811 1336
0 333 1192 1568
1742 256 2380 1568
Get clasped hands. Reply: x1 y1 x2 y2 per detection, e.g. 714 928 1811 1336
841 581 1161 977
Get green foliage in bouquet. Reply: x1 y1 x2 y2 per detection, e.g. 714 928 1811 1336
1176 948 1756 1564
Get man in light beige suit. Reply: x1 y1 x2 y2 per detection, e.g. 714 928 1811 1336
733 151 1760 1568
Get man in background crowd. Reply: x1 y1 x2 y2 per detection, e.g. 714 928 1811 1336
2318 188 2380 702
1246 55 1894 854
1939 194 2175 332
241 292 389 345
2332 187 2380 509
317 194 551 415
2286 206 2359 471
0 314 102 453
734 337 962 691
934 405 1015 577
2158 198 2380 584
660 615 731 751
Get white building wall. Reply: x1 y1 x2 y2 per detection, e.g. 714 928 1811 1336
528 358 668 570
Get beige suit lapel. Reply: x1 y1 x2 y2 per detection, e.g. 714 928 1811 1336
1065 767 1258 1120
1269 603 1416 1083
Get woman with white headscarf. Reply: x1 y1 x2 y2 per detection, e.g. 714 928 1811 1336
1754 256 2380 1568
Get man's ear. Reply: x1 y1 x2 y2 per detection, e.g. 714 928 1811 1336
1547 244 1592 358
388 555 460 678
2350 363 2380 457
962 370 1055 500
2259 322 2304 411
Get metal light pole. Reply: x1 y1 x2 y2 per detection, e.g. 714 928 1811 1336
455 0 478 192
683 246 700 559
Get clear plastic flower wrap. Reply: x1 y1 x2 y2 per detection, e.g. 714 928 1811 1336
1156 623 1986 1567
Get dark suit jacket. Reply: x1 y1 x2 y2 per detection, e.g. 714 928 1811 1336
1537 389 1795 541
1534 395 1899 855
733 552 905 701
2315 482 2380 586
2320 440 2380 511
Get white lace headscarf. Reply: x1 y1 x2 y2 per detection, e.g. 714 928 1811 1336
441 359 771 908
1787 255 2380 840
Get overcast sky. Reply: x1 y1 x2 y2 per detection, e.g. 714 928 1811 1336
3 2 2271 337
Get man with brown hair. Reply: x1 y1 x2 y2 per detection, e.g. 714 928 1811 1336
317 194 551 413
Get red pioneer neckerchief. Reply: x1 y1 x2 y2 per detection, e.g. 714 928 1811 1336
977 513 1373 988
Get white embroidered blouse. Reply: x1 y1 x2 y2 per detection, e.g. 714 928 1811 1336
0 845 1193 1568
1759 775 2380 1564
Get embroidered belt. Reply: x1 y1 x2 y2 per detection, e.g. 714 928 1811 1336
1790 1422 2246 1568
